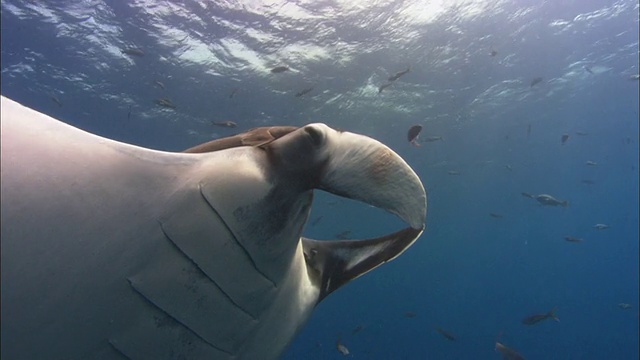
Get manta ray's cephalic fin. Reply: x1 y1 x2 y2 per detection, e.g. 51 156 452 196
302 226 424 303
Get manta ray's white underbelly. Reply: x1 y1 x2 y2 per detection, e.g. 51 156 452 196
0 97 317 359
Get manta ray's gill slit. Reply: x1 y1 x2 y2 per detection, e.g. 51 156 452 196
125 278 235 357
197 183 277 288
157 221 258 321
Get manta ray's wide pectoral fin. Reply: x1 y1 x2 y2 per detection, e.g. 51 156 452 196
183 126 298 153
302 226 423 302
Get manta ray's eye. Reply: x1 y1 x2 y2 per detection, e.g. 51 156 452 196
304 126 323 147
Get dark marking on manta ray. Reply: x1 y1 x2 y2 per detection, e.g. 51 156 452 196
232 184 313 249
125 277 232 356
197 183 276 287
158 220 258 320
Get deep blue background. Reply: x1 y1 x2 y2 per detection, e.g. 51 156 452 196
2 0 638 358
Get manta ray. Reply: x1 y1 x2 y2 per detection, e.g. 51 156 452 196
0 96 426 359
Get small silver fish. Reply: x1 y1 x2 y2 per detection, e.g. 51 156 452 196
295 87 314 97
351 325 363 335
521 306 559 325
51 96 62 107
270 66 289 73
336 338 349 356
436 327 456 341
593 224 609 230
495 342 525 360
407 125 422 146
378 82 393 93
121 47 144 57
564 236 583 243
388 66 411 82
211 121 237 128
522 193 568 207
530 77 543 87
154 98 176 109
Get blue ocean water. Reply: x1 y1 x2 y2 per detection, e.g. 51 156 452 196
1 0 638 359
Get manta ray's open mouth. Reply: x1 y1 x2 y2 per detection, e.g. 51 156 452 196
299 190 425 302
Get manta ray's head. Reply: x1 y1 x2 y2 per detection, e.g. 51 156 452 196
185 123 426 300
185 123 426 230
258 124 426 302
261 123 426 230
